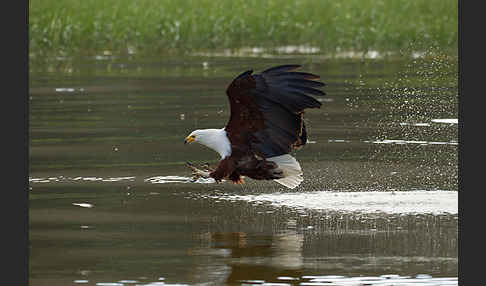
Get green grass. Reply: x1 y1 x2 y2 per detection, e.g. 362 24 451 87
29 0 458 58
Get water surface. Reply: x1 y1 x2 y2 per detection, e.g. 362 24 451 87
29 52 458 285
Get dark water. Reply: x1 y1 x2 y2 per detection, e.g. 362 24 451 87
29 52 458 286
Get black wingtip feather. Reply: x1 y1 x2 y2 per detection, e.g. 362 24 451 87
262 65 301 74
254 65 326 113
287 84 326 97
275 71 321 81
235 70 253 80
287 78 325 88
268 88 322 111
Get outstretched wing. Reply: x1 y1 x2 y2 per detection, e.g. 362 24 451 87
224 65 325 158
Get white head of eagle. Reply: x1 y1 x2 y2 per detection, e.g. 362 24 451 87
184 128 232 159
184 64 325 189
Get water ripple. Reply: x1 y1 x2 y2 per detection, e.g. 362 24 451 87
236 275 458 286
365 139 458 145
29 176 136 184
431 118 458 124
144 176 215 184
77 275 458 286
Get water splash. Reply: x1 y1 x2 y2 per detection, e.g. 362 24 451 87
217 190 457 215
144 175 215 184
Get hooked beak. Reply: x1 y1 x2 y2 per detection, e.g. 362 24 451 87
184 135 195 144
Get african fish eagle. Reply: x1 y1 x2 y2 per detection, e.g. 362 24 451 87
184 64 325 189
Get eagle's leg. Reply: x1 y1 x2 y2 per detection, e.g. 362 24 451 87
209 157 236 183
229 171 245 184
186 162 211 180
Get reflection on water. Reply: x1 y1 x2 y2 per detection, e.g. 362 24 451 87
29 54 457 285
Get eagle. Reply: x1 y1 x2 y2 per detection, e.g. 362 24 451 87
184 64 325 189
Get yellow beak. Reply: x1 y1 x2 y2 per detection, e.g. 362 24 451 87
184 135 195 144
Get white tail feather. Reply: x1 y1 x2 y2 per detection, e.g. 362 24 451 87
267 154 303 189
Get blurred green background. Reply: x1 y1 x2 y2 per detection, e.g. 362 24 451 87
29 0 458 58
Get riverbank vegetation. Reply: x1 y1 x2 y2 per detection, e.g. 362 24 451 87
29 0 457 58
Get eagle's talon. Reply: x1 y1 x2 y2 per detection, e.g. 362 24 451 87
200 162 215 172
200 163 209 171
